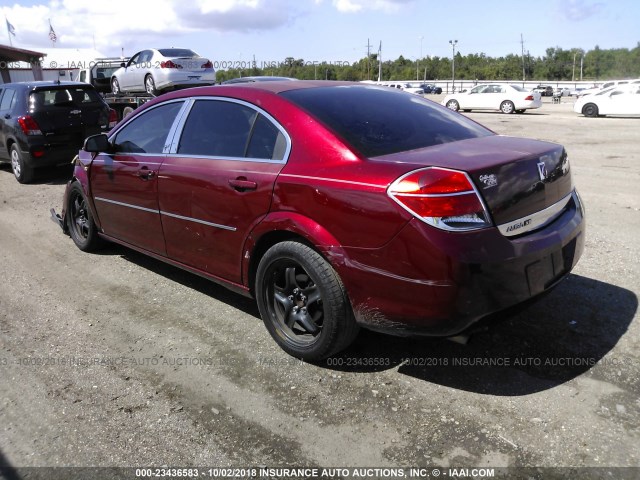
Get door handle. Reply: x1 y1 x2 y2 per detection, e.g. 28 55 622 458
228 178 257 191
137 167 156 180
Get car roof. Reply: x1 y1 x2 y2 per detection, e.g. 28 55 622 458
136 81 397 113
168 80 357 97
222 76 297 84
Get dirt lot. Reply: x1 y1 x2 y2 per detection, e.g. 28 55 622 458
0 98 638 478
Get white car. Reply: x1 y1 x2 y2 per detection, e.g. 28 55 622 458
386 83 424 95
442 83 542 114
576 80 640 98
111 48 216 96
573 85 640 117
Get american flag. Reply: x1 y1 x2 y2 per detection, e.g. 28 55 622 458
6 18 16 36
49 21 57 42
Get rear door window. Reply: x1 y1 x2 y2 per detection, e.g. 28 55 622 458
177 99 286 160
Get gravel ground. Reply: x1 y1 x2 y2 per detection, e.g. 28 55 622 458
0 97 638 479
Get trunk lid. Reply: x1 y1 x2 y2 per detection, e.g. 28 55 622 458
374 135 573 228
172 57 210 72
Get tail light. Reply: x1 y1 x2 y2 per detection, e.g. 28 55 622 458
201 60 213 69
388 167 492 231
17 115 42 135
525 95 534 100
108 108 118 129
160 60 181 69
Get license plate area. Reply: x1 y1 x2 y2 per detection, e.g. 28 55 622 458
525 249 566 296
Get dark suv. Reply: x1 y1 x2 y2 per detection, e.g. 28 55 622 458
0 81 116 183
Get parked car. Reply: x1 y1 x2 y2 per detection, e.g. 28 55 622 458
222 76 297 84
534 85 554 97
53 81 584 360
419 83 443 94
0 81 116 183
386 83 424 95
577 79 640 98
442 83 542 114
110 48 216 96
555 87 571 97
574 85 640 117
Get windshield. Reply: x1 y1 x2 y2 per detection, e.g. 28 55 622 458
281 85 493 158
510 85 527 92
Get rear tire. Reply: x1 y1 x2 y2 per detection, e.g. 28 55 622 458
446 99 460 111
66 182 103 252
255 241 359 361
10 144 34 184
500 100 515 114
583 103 599 117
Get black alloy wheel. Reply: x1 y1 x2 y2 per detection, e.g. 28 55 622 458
67 182 103 252
256 241 358 360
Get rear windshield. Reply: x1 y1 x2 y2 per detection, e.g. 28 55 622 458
31 87 102 108
158 48 198 58
281 85 493 157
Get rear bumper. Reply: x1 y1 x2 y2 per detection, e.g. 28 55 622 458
154 70 217 90
517 99 542 110
337 190 585 336
19 142 79 168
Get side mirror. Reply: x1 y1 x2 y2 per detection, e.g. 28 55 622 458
83 134 112 153
120 62 126 68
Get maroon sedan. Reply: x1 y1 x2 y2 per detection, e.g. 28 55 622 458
53 81 585 360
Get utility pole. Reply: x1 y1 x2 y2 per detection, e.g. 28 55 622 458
580 53 584 81
377 41 382 82
520 33 526 81
417 35 424 81
449 39 458 92
366 38 372 80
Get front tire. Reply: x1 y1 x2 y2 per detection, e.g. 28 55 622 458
111 77 120 95
255 241 359 361
500 100 515 114
10 144 34 184
445 99 460 111
583 103 599 117
66 182 103 252
145 75 158 96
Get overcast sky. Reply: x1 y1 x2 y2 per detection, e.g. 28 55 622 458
2 0 638 66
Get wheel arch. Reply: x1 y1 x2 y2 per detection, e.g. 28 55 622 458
243 213 349 296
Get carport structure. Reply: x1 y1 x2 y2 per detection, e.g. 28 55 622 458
0 44 45 83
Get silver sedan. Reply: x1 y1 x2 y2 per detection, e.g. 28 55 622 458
111 48 216 96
